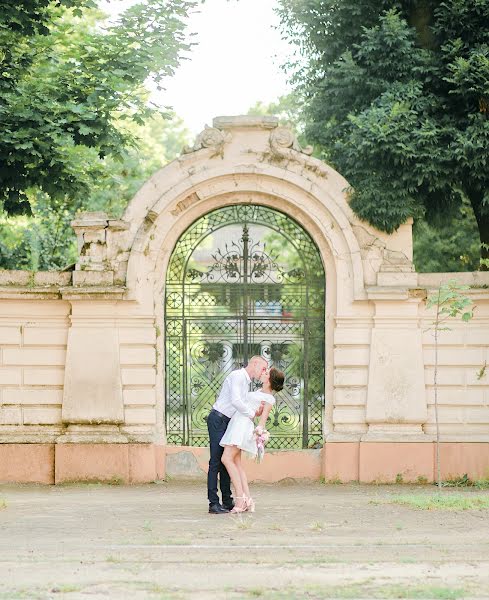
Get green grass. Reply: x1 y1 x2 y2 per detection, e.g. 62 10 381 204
441 474 489 489
474 479 489 489
319 474 342 484
388 493 489 510
51 585 81 593
244 584 466 599
105 554 122 563
0 499 6 510
231 515 254 530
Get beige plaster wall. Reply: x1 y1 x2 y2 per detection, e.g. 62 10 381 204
0 297 69 439
0 116 488 483
0 280 159 443
1 278 487 446
420 282 489 441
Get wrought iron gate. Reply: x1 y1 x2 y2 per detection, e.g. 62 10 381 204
165 205 325 449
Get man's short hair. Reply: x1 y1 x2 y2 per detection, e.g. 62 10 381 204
248 355 267 365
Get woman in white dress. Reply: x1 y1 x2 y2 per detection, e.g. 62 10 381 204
220 367 285 513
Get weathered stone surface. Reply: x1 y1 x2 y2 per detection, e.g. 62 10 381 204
0 115 488 483
62 327 123 425
72 270 114 287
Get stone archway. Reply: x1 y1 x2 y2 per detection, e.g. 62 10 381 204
120 116 372 448
54 115 435 484
115 115 419 454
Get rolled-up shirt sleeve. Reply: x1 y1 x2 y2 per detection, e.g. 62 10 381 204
230 372 255 419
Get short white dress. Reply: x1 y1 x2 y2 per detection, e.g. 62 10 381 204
220 391 275 457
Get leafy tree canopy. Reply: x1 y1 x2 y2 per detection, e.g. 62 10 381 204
0 0 196 215
277 1 489 265
0 111 190 270
250 94 480 272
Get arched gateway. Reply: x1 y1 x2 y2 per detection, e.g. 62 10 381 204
4 115 486 486
60 115 428 482
165 204 325 449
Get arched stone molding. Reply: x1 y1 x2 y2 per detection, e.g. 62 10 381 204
119 116 416 443
121 117 389 315
127 175 360 309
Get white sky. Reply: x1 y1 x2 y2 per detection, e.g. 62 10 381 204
100 0 292 133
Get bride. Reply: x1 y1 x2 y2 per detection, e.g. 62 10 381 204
220 366 285 513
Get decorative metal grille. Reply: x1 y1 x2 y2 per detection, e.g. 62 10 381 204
165 204 325 449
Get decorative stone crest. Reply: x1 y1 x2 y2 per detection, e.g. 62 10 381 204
268 127 328 177
270 126 313 156
183 125 231 156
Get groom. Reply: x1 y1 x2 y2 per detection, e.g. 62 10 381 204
207 355 268 514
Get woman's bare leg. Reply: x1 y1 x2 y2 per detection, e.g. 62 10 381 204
221 446 246 508
235 452 250 499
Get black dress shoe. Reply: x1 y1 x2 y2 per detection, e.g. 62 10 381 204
223 501 235 511
208 503 229 514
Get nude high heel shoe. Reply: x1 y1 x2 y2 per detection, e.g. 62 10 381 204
245 496 255 513
230 497 247 513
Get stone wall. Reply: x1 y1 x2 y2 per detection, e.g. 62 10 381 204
1 115 488 484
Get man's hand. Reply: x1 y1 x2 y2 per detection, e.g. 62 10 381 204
254 401 265 418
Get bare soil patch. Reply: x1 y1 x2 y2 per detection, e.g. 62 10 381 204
0 481 488 599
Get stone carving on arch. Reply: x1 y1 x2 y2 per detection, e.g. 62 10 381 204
121 116 413 312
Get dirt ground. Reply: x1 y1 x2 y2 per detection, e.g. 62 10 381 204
0 481 488 600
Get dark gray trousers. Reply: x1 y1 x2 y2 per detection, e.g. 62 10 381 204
207 410 233 506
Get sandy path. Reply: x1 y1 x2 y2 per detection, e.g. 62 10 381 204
0 481 488 599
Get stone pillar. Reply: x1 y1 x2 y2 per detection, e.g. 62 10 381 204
60 303 124 440
58 212 129 445
364 288 427 439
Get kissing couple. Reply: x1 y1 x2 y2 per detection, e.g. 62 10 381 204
206 355 285 514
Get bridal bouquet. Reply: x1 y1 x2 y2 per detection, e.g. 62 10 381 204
254 426 270 463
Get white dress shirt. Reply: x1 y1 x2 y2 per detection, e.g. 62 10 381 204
212 368 255 419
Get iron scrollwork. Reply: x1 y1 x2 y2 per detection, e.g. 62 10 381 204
165 204 325 449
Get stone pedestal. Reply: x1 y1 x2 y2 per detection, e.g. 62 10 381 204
61 317 124 429
365 291 427 438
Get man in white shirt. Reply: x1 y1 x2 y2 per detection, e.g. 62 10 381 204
207 355 268 514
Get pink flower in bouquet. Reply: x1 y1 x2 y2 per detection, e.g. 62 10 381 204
254 426 270 463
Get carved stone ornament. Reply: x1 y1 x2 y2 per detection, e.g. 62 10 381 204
268 127 328 177
183 125 231 155
171 192 201 216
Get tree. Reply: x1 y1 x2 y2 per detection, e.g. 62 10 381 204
277 1 489 266
249 95 481 272
0 0 196 215
0 112 190 270
413 199 480 272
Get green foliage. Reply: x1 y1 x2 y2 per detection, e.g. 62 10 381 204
0 112 190 270
277 1 489 263
251 96 480 272
440 474 489 489
388 493 489 511
0 0 195 215
413 199 480 272
426 280 474 323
